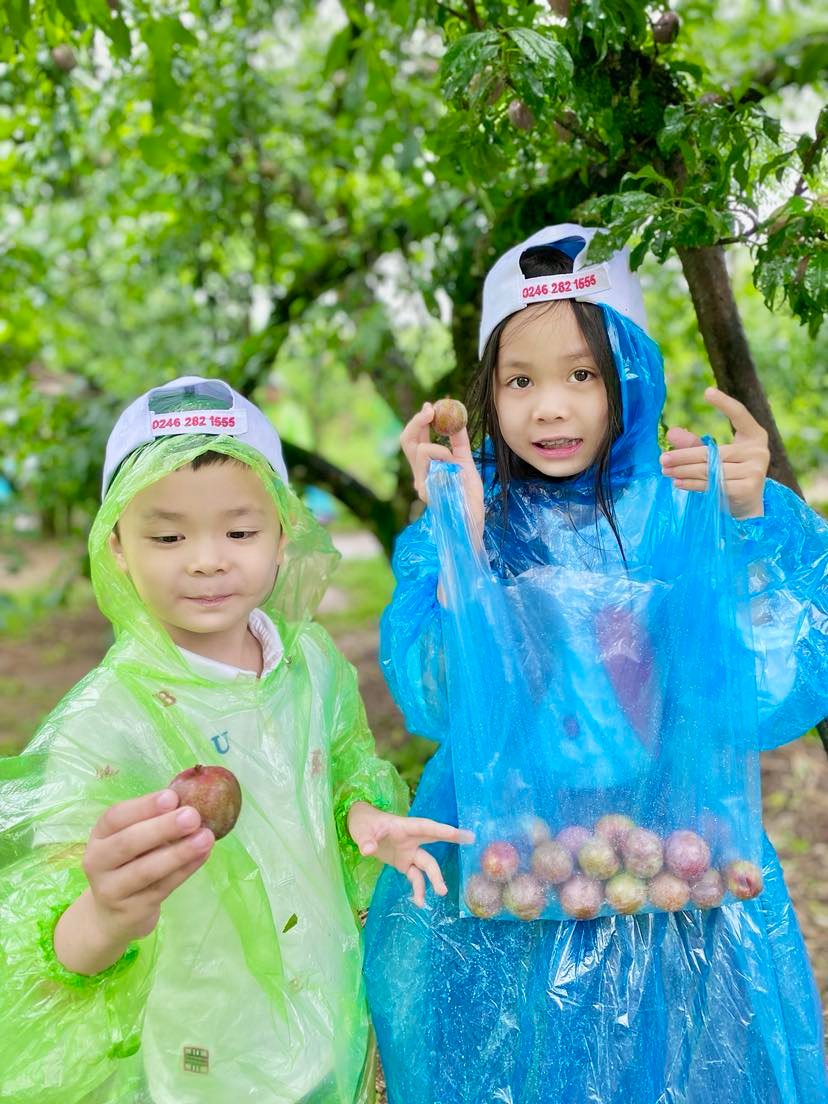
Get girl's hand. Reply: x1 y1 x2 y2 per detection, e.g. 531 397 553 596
54 789 214 974
347 802 474 908
659 388 769 519
400 403 485 538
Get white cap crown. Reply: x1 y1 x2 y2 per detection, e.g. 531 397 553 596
478 223 648 358
102 376 288 497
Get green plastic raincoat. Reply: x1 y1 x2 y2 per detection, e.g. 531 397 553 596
0 435 408 1104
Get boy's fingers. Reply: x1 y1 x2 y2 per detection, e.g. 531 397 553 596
406 865 426 908
407 818 475 845
103 829 214 900
139 850 212 905
91 805 204 871
413 848 447 896
92 790 179 841
705 388 767 442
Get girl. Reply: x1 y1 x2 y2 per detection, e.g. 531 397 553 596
362 225 828 1104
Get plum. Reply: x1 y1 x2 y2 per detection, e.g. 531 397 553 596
605 873 647 915
724 860 764 901
431 398 468 437
502 874 547 921
530 840 574 885
555 825 592 857
168 764 242 840
689 868 725 909
480 841 520 884
559 874 604 920
647 872 691 912
519 814 552 848
664 830 711 882
595 813 635 850
621 827 664 879
577 837 621 880
464 874 503 919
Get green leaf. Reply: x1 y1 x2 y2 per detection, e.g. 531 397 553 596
282 912 299 933
441 30 501 101
505 26 573 85
4 0 31 38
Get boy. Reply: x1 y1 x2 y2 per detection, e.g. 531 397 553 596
0 377 470 1104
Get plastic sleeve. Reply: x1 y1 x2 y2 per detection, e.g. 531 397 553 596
734 479 828 749
0 848 159 1103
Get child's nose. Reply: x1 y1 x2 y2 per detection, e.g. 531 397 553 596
186 539 230 574
532 388 570 421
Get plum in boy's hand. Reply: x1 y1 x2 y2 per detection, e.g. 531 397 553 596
54 788 217 974
168 764 242 840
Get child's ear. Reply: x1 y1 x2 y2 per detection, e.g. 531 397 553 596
109 528 129 574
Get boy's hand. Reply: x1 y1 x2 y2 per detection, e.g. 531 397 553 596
54 789 214 974
659 388 769 519
400 403 485 538
347 801 474 908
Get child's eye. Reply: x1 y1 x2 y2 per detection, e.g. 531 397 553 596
570 368 596 383
151 535 182 544
507 376 532 390
228 530 258 540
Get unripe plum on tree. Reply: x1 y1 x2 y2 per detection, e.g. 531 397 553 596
652 11 680 45
51 45 77 72
507 99 535 132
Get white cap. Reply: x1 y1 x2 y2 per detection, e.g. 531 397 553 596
478 223 649 358
102 376 288 497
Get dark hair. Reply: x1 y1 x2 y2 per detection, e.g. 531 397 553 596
111 448 244 536
467 246 625 558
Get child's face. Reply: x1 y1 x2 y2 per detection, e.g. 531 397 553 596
495 301 610 478
110 460 284 649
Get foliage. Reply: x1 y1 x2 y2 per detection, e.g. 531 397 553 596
0 0 825 546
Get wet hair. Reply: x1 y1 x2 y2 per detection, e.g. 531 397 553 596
467 245 625 558
111 448 248 537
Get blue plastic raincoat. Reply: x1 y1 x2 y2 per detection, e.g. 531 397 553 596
364 307 828 1104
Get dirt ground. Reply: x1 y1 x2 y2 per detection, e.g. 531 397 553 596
0 600 825 1102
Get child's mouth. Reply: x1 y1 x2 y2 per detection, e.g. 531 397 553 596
187 594 233 606
532 437 583 459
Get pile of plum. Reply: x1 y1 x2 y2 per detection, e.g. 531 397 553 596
464 815 763 921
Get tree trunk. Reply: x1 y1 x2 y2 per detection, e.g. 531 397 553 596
676 244 802 494
280 441 406 558
678 244 827 754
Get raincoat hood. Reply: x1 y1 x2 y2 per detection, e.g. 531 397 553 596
89 433 340 666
